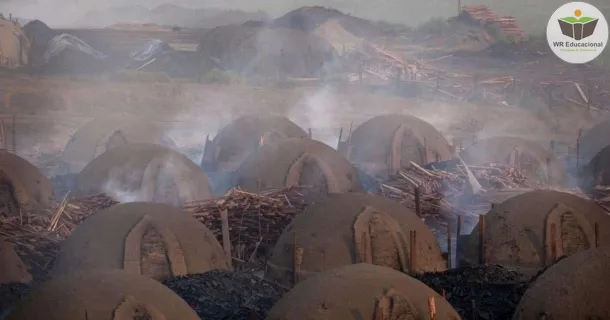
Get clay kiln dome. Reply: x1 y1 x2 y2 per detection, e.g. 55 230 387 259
578 119 610 165
4 269 199 320
233 137 362 194
74 143 212 206
61 115 176 174
0 241 32 284
267 263 461 320
51 202 229 280
459 136 568 186
347 114 453 180
201 114 308 172
581 144 610 193
0 150 55 215
513 246 610 320
459 190 610 270
266 193 445 287
198 24 336 77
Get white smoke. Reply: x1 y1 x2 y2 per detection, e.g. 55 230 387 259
102 175 143 203
288 86 343 148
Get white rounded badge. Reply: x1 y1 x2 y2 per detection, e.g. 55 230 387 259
546 2 608 64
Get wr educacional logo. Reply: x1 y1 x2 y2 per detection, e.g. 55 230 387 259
557 9 598 40
546 2 608 64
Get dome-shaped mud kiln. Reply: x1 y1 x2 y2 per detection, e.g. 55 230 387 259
459 136 568 186
51 202 229 280
234 137 362 195
0 241 32 284
580 144 610 193
4 270 200 320
577 119 610 165
266 193 446 287
459 190 610 271
0 151 55 215
344 114 453 180
74 143 212 206
267 263 461 320
61 115 176 174
201 114 308 172
513 246 610 320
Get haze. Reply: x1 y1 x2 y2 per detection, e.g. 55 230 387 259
3 0 606 30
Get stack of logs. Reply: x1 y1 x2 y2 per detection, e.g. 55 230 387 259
183 186 312 266
461 5 527 41
380 161 529 224
0 194 118 279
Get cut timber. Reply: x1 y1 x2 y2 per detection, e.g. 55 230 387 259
453 152 482 195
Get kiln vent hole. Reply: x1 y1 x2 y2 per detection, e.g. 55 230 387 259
560 211 589 255
299 158 329 194
369 213 402 270
354 208 408 272
106 130 129 151
375 288 419 320
140 226 172 281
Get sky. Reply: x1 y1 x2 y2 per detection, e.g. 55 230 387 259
0 0 460 27
1 0 607 31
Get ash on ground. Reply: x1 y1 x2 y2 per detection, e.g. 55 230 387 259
0 282 32 318
163 269 287 320
416 265 530 320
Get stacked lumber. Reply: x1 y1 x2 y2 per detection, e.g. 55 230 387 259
183 187 311 263
462 5 526 41
380 161 528 223
0 194 118 279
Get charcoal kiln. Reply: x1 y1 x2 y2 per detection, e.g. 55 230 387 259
343 114 453 180
0 150 55 216
580 144 610 193
513 246 610 320
198 24 336 77
61 115 176 174
266 193 446 287
459 136 568 186
74 143 212 206
267 263 461 320
233 137 362 196
459 190 610 271
51 202 229 281
0 241 32 284
201 114 308 172
4 269 200 320
577 119 610 165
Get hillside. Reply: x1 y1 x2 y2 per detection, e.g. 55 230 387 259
77 4 269 28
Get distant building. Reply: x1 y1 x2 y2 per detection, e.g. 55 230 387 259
0 17 30 68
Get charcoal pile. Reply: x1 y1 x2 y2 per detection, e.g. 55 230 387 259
163 270 287 320
416 265 530 320
0 282 31 318
183 187 311 261
0 194 117 279
380 161 528 221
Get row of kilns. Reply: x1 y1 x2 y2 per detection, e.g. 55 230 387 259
2 113 610 319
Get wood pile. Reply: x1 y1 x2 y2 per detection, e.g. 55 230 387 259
0 194 117 279
183 187 311 264
461 5 526 41
380 161 528 224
